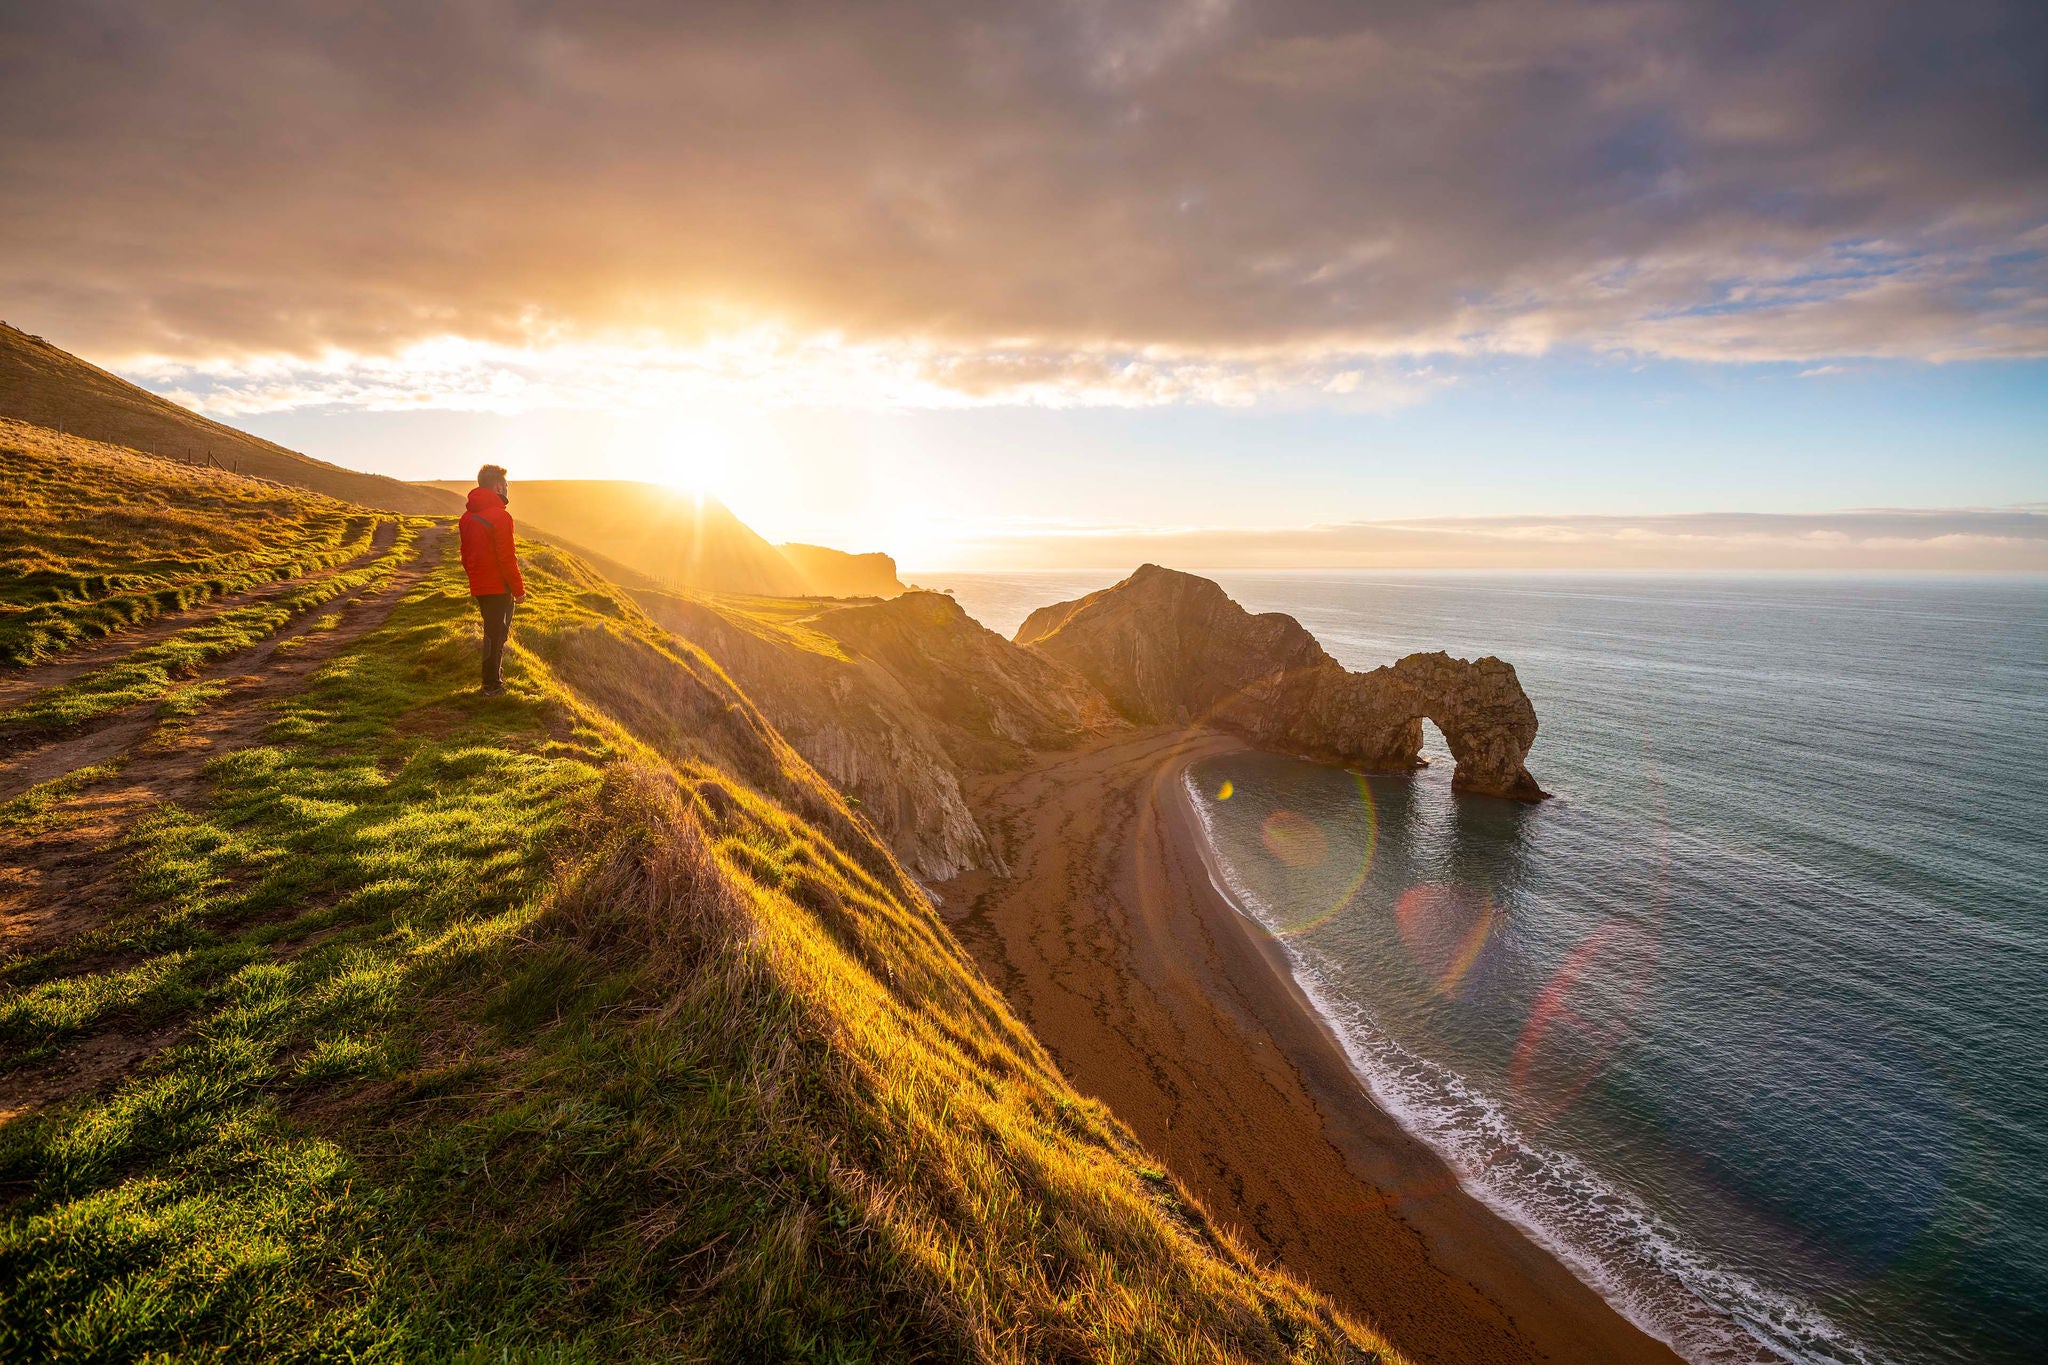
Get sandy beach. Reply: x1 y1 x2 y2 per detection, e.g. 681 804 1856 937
939 727 1685 1365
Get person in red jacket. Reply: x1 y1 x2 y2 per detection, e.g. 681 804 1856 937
458 464 525 695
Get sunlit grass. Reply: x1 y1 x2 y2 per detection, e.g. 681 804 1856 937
1 525 418 733
0 421 382 666
0 465 1399 1360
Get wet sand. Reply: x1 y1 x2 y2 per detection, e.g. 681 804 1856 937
939 727 1684 1365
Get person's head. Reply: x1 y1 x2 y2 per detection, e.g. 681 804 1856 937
478 463 509 501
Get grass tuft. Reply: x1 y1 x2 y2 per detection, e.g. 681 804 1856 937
0 455 1402 1363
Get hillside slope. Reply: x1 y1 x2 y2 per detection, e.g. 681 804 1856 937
0 418 392 668
635 589 1121 880
0 427 1400 1363
0 324 458 516
422 479 905 599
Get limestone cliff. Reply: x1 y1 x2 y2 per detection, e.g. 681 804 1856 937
643 566 1544 881
776 543 905 598
814 592 1119 769
1018 564 1546 799
635 589 1118 880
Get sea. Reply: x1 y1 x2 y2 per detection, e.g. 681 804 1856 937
922 569 2048 1365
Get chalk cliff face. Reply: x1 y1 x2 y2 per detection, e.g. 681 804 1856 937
648 565 1545 880
1018 564 1546 799
814 592 1120 769
635 589 1118 881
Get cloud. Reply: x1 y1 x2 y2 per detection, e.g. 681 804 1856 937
2 0 2044 403
927 509 2048 571
119 333 1447 415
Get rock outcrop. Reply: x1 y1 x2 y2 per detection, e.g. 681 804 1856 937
1018 564 1546 799
645 565 1546 880
815 592 1119 767
776 543 905 598
636 589 1119 881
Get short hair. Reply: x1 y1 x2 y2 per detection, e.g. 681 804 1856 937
478 464 508 486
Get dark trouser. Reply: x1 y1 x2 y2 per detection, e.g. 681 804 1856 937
474 593 514 690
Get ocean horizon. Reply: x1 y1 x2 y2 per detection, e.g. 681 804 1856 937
931 568 2048 1365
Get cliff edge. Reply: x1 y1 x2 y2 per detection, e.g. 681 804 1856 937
1018 564 1546 799
634 588 1120 881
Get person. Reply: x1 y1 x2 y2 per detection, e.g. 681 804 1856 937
459 463 525 695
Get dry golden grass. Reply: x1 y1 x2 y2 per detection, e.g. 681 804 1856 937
0 451 1405 1362
0 324 458 515
0 420 394 666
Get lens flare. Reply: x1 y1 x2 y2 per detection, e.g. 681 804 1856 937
1241 771 1380 938
1395 882 1501 1000
1509 917 1659 1127
1260 809 1328 867
1158 668 1408 942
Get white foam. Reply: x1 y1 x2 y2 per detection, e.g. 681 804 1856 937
1176 768 1893 1365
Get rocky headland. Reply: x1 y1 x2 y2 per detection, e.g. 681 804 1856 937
645 563 1544 885
1018 564 1546 799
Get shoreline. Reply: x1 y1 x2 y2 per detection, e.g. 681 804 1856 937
941 727 1685 1365
1162 745 1698 1356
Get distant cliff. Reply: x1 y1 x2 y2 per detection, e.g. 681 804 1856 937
414 482 903 600
1018 564 1546 799
776 543 905 598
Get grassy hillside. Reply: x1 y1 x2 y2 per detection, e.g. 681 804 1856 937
0 442 1400 1361
0 419 393 668
423 479 904 599
0 323 458 516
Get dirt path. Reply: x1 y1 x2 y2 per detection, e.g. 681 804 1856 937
939 729 1684 1365
0 525 432 801
0 527 451 960
0 517 399 712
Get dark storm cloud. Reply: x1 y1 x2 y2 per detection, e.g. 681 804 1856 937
3 0 2044 367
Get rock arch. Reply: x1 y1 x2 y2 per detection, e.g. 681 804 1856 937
1019 565 1548 800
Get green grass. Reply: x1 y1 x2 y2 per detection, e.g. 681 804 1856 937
0 760 125 838
0 523 419 734
0 421 385 667
681 589 858 662
1 491 1399 1360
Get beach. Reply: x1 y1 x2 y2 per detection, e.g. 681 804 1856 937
939 727 1685 1365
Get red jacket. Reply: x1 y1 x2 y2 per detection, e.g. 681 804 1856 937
459 486 525 597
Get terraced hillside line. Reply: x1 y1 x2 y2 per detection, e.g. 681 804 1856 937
0 326 462 515
1 422 410 669
0 517 399 712
0 523 424 746
0 527 449 806
2 525 1410 1363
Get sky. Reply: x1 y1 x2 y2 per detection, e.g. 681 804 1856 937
2 1 2044 569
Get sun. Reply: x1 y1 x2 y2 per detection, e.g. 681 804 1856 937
599 408 734 500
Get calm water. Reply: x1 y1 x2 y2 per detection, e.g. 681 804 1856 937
925 570 2048 1365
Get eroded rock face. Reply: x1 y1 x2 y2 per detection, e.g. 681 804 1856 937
644 566 1544 881
636 589 1120 881
815 592 1120 768
1019 565 1546 799
1388 651 1544 799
